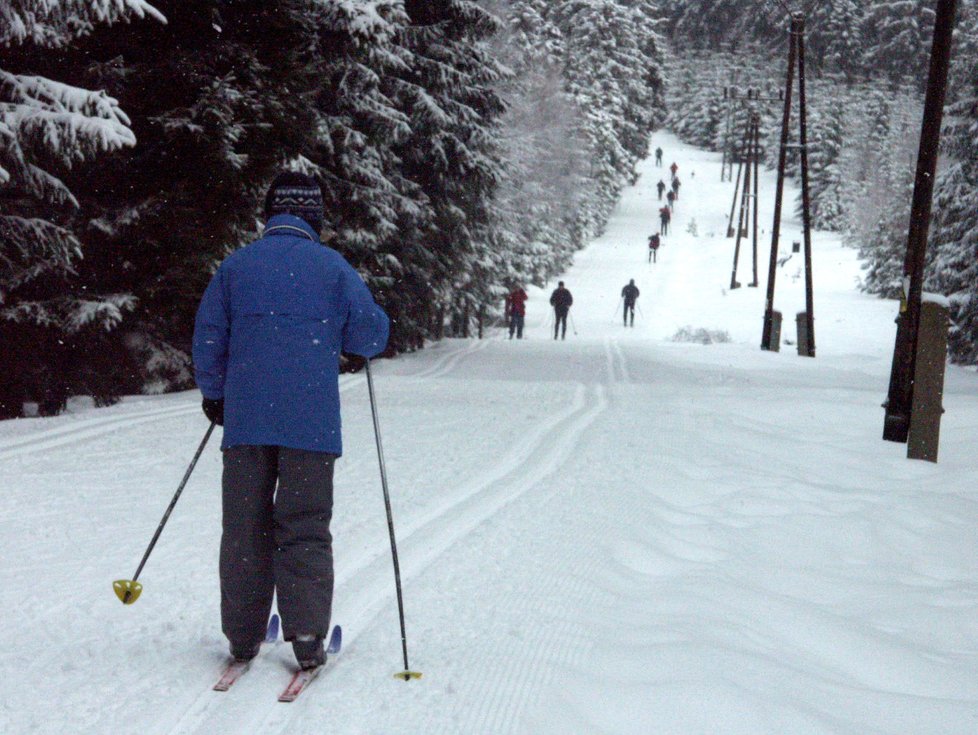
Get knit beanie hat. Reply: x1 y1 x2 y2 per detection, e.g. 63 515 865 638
264 171 324 232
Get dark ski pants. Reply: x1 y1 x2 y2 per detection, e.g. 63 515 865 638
660 220 669 236
649 249 657 263
221 445 336 648
624 303 635 326
554 309 568 339
509 313 524 339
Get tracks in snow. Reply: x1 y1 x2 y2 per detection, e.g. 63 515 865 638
0 340 487 463
402 338 492 380
163 339 617 735
0 403 199 462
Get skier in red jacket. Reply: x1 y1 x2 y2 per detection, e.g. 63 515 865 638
505 286 528 339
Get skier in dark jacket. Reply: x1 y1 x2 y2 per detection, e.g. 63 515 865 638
659 205 671 235
648 233 661 263
666 189 676 211
549 281 573 340
656 179 666 201
621 279 640 327
655 147 663 167
193 171 389 671
505 286 528 339
671 176 681 200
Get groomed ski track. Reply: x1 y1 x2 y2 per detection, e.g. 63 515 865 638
3 132 978 734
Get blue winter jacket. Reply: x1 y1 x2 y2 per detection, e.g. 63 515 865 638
192 214 389 454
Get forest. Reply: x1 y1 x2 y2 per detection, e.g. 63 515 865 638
2 0 976 417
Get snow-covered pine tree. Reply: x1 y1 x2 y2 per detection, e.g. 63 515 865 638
47 1 328 401
802 82 847 231
0 0 164 416
547 0 663 237
807 0 865 81
485 0 590 291
387 0 508 343
669 0 776 51
925 4 978 363
297 1 425 350
850 84 921 297
861 0 936 89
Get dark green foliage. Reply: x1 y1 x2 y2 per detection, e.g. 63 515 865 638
926 5 978 363
2 0 667 414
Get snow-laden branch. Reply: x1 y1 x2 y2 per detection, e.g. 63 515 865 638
1 0 166 48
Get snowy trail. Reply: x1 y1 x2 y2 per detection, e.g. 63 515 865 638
3 131 978 735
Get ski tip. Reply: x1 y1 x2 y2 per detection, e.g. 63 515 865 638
327 625 342 654
393 671 423 681
265 613 280 643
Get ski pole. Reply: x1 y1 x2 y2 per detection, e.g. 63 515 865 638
637 303 645 318
613 297 622 319
365 360 422 682
570 311 578 336
114 420 217 604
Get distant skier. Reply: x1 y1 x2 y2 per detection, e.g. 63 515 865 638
671 177 681 200
648 233 661 263
659 205 671 235
656 179 666 201
621 279 640 327
549 281 574 340
505 285 528 340
670 161 678 178
666 189 676 211
655 147 663 167
193 171 389 671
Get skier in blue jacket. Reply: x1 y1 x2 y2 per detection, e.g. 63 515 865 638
193 171 389 670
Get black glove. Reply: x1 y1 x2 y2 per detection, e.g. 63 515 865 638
202 397 224 426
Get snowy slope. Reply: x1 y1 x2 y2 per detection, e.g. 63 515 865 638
2 131 977 735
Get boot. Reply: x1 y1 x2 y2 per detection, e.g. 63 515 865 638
293 634 325 670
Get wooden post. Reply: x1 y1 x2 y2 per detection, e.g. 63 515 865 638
796 14 816 357
726 123 751 238
750 115 761 287
907 299 949 462
761 15 798 351
883 0 959 442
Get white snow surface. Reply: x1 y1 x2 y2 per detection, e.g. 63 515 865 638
3 132 978 734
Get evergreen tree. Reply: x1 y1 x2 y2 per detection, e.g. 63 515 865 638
802 84 847 231
386 0 507 343
56 1 325 399
851 85 920 297
547 0 664 235
808 0 865 81
487 2 589 289
861 0 936 89
0 0 164 416
925 5 978 363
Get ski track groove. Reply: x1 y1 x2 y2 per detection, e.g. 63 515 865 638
612 337 632 384
451 341 632 733
403 337 492 380
0 403 197 461
247 380 607 735
163 363 608 735
0 373 370 465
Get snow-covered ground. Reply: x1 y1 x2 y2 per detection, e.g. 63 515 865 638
2 131 977 734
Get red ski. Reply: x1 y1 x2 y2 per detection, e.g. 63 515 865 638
213 660 251 691
212 614 280 692
277 665 324 702
277 625 342 703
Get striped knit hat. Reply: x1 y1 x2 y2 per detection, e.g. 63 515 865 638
264 171 324 232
